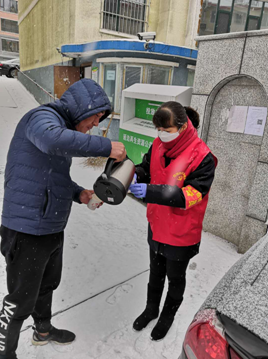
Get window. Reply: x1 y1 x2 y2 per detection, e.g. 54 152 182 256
200 0 268 35
210 10 217 23
103 64 117 110
215 0 233 34
247 16 259 29
0 0 18 13
199 0 218 36
246 0 263 30
219 0 233 11
100 61 174 114
187 66 196 87
235 12 243 24
124 65 142 88
101 0 149 35
2 38 19 53
215 11 231 33
147 66 170 85
230 1 249 32
250 0 263 16
261 3 268 29
1 19 19 34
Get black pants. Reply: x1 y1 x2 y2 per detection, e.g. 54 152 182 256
149 248 189 302
0 226 64 359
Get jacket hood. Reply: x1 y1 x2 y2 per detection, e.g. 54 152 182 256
45 79 112 129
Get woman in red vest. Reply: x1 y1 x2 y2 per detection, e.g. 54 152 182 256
129 101 217 341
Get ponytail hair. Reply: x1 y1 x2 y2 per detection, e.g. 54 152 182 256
184 106 200 130
153 101 200 130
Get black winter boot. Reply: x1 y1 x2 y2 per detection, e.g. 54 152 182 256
133 284 163 331
150 294 182 341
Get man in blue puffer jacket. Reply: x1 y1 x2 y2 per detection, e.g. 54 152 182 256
0 79 126 359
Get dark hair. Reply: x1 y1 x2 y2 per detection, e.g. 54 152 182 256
184 106 200 129
153 101 200 130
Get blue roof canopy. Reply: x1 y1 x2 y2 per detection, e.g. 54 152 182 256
61 40 198 61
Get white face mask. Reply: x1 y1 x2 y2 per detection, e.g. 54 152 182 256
158 130 180 143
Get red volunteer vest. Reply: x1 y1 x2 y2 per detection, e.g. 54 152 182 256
147 128 215 247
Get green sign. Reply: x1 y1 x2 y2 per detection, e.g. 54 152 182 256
135 99 163 121
119 128 155 165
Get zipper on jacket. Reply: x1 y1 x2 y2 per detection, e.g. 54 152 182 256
42 188 51 218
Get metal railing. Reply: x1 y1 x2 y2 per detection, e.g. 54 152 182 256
17 68 56 103
100 0 149 35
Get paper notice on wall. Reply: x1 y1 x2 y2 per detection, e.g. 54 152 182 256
226 106 248 133
244 107 268 136
106 70 116 81
92 67 98 82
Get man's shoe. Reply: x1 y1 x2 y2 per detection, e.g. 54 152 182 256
32 326 76 346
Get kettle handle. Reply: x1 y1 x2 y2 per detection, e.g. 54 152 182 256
102 158 116 179
102 156 130 180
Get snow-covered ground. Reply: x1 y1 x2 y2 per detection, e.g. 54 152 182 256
0 77 242 359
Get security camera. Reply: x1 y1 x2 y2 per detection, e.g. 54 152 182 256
137 32 156 41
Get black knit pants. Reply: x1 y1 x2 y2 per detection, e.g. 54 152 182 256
0 226 64 359
149 248 189 302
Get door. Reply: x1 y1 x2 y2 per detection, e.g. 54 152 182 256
54 66 81 99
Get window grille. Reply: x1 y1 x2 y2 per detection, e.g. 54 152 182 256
2 38 19 53
0 0 18 13
1 19 19 33
101 0 149 36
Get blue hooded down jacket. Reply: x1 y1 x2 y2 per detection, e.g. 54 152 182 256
1 79 112 235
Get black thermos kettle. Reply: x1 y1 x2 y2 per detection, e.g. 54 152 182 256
93 157 135 205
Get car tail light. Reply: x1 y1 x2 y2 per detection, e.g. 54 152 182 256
0 64 2 67
229 348 242 359
183 309 230 359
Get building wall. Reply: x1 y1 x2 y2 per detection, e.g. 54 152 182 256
19 0 201 71
156 0 190 46
148 0 201 48
74 0 123 43
148 0 160 34
0 0 19 60
73 0 201 48
185 0 202 48
18 0 35 13
19 0 76 71
191 29 268 253
18 0 132 71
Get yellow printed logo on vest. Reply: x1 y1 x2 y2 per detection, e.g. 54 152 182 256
173 172 186 182
182 185 203 210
